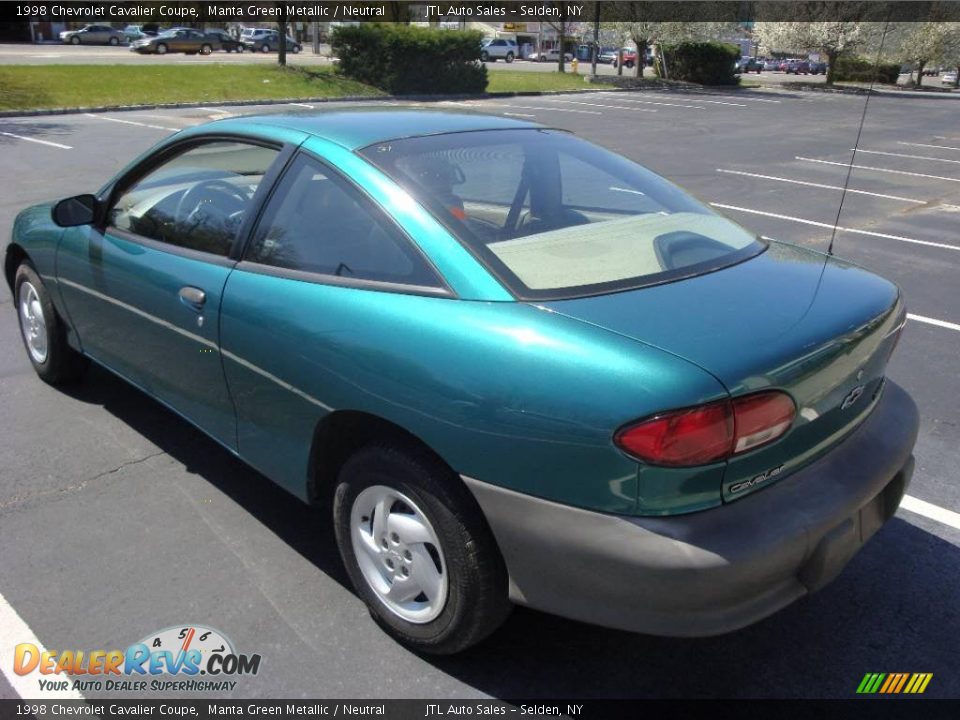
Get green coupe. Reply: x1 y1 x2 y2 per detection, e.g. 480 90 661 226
5 110 918 653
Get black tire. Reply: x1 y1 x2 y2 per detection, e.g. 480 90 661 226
480 51 489 62
260 43 270 53
14 262 87 385
201 44 212 55
70 36 80 45
109 37 119 46
292 45 301 54
156 43 167 55
505 52 514 63
333 444 511 655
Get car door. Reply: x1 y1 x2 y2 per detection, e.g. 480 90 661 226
55 138 286 449
218 151 452 496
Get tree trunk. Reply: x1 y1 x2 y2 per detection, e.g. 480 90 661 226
915 60 926 87
278 19 287 66
635 40 646 78
954 65 959 89
825 50 837 85
617 48 623 76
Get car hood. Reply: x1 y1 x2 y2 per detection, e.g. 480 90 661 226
542 241 905 500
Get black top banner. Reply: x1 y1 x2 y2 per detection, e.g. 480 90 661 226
4 1 960 24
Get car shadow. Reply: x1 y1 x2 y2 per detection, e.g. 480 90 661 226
0 120 74 143
60 363 351 590
61 365 958 699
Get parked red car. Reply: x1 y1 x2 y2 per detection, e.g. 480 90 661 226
612 48 637 69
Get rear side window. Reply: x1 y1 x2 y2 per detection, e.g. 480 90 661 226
245 154 443 290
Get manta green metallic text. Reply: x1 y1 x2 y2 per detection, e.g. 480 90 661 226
6 110 918 653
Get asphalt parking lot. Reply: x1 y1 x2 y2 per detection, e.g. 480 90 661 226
1 86 959 700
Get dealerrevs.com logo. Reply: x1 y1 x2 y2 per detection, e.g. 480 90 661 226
13 625 261 693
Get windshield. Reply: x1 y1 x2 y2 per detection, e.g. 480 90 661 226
360 128 764 300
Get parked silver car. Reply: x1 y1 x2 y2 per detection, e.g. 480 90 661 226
60 24 126 46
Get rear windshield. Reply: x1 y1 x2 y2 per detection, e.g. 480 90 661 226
359 128 764 300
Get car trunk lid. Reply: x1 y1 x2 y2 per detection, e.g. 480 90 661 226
542 242 905 502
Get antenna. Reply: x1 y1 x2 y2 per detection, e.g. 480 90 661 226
827 18 892 256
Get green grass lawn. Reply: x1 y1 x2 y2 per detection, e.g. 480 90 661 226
0 64 599 112
485 69 591 93
0 65 384 111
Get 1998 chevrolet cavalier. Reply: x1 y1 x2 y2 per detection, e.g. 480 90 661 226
6 111 918 653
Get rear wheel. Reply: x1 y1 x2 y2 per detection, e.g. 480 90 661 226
505 52 514 63
109 37 119 46
480 51 489 62
201 44 212 55
14 263 86 385
260 43 270 53
333 445 511 654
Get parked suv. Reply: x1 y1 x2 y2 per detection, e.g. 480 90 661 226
480 38 517 63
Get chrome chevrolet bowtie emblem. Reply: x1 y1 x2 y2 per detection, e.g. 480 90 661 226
841 384 866 410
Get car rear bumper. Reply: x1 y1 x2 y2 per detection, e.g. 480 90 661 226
463 380 918 637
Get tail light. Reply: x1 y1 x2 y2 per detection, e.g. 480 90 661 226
614 391 796 467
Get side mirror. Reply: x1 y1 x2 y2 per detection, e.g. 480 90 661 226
52 194 98 227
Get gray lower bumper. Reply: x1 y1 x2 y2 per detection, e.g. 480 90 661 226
464 380 918 637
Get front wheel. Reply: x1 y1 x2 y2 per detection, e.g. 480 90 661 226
505 52 514 63
480 51 489 62
14 263 87 385
156 43 167 55
333 445 511 655
291 45 301 54
70 36 80 45
201 44 212 55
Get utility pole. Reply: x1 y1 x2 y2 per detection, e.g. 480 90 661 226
591 1 600 77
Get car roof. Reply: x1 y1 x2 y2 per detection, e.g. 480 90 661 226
208 109 543 150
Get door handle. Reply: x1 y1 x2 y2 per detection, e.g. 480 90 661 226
178 286 206 310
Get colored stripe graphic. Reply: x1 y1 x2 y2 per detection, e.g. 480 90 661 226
857 673 933 694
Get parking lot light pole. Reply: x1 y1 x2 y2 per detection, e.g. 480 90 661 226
591 2 599 77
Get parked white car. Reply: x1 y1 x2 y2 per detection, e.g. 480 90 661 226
529 48 573 63
480 38 517 63
942 71 958 86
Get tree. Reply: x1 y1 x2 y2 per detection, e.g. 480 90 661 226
895 22 953 87
941 24 960 88
754 21 880 84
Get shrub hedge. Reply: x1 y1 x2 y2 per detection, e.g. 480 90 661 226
831 56 900 84
660 42 740 86
331 24 487 95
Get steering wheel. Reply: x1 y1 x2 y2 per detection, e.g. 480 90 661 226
174 178 249 236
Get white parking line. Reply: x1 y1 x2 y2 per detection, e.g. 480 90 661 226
83 113 178 132
854 148 960 165
288 102 314 109
901 495 960 531
716 169 927 204
796 156 960 184
0 132 72 150
503 112 537 118
546 99 659 112
710 203 960 252
0 591 85 699
601 92 743 107
907 313 960 333
444 101 602 115
898 141 960 153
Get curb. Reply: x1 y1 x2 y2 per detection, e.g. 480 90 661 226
0 86 613 119
3 80 955 119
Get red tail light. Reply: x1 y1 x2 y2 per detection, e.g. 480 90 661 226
615 391 796 467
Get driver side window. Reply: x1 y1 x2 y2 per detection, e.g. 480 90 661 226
109 141 279 257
